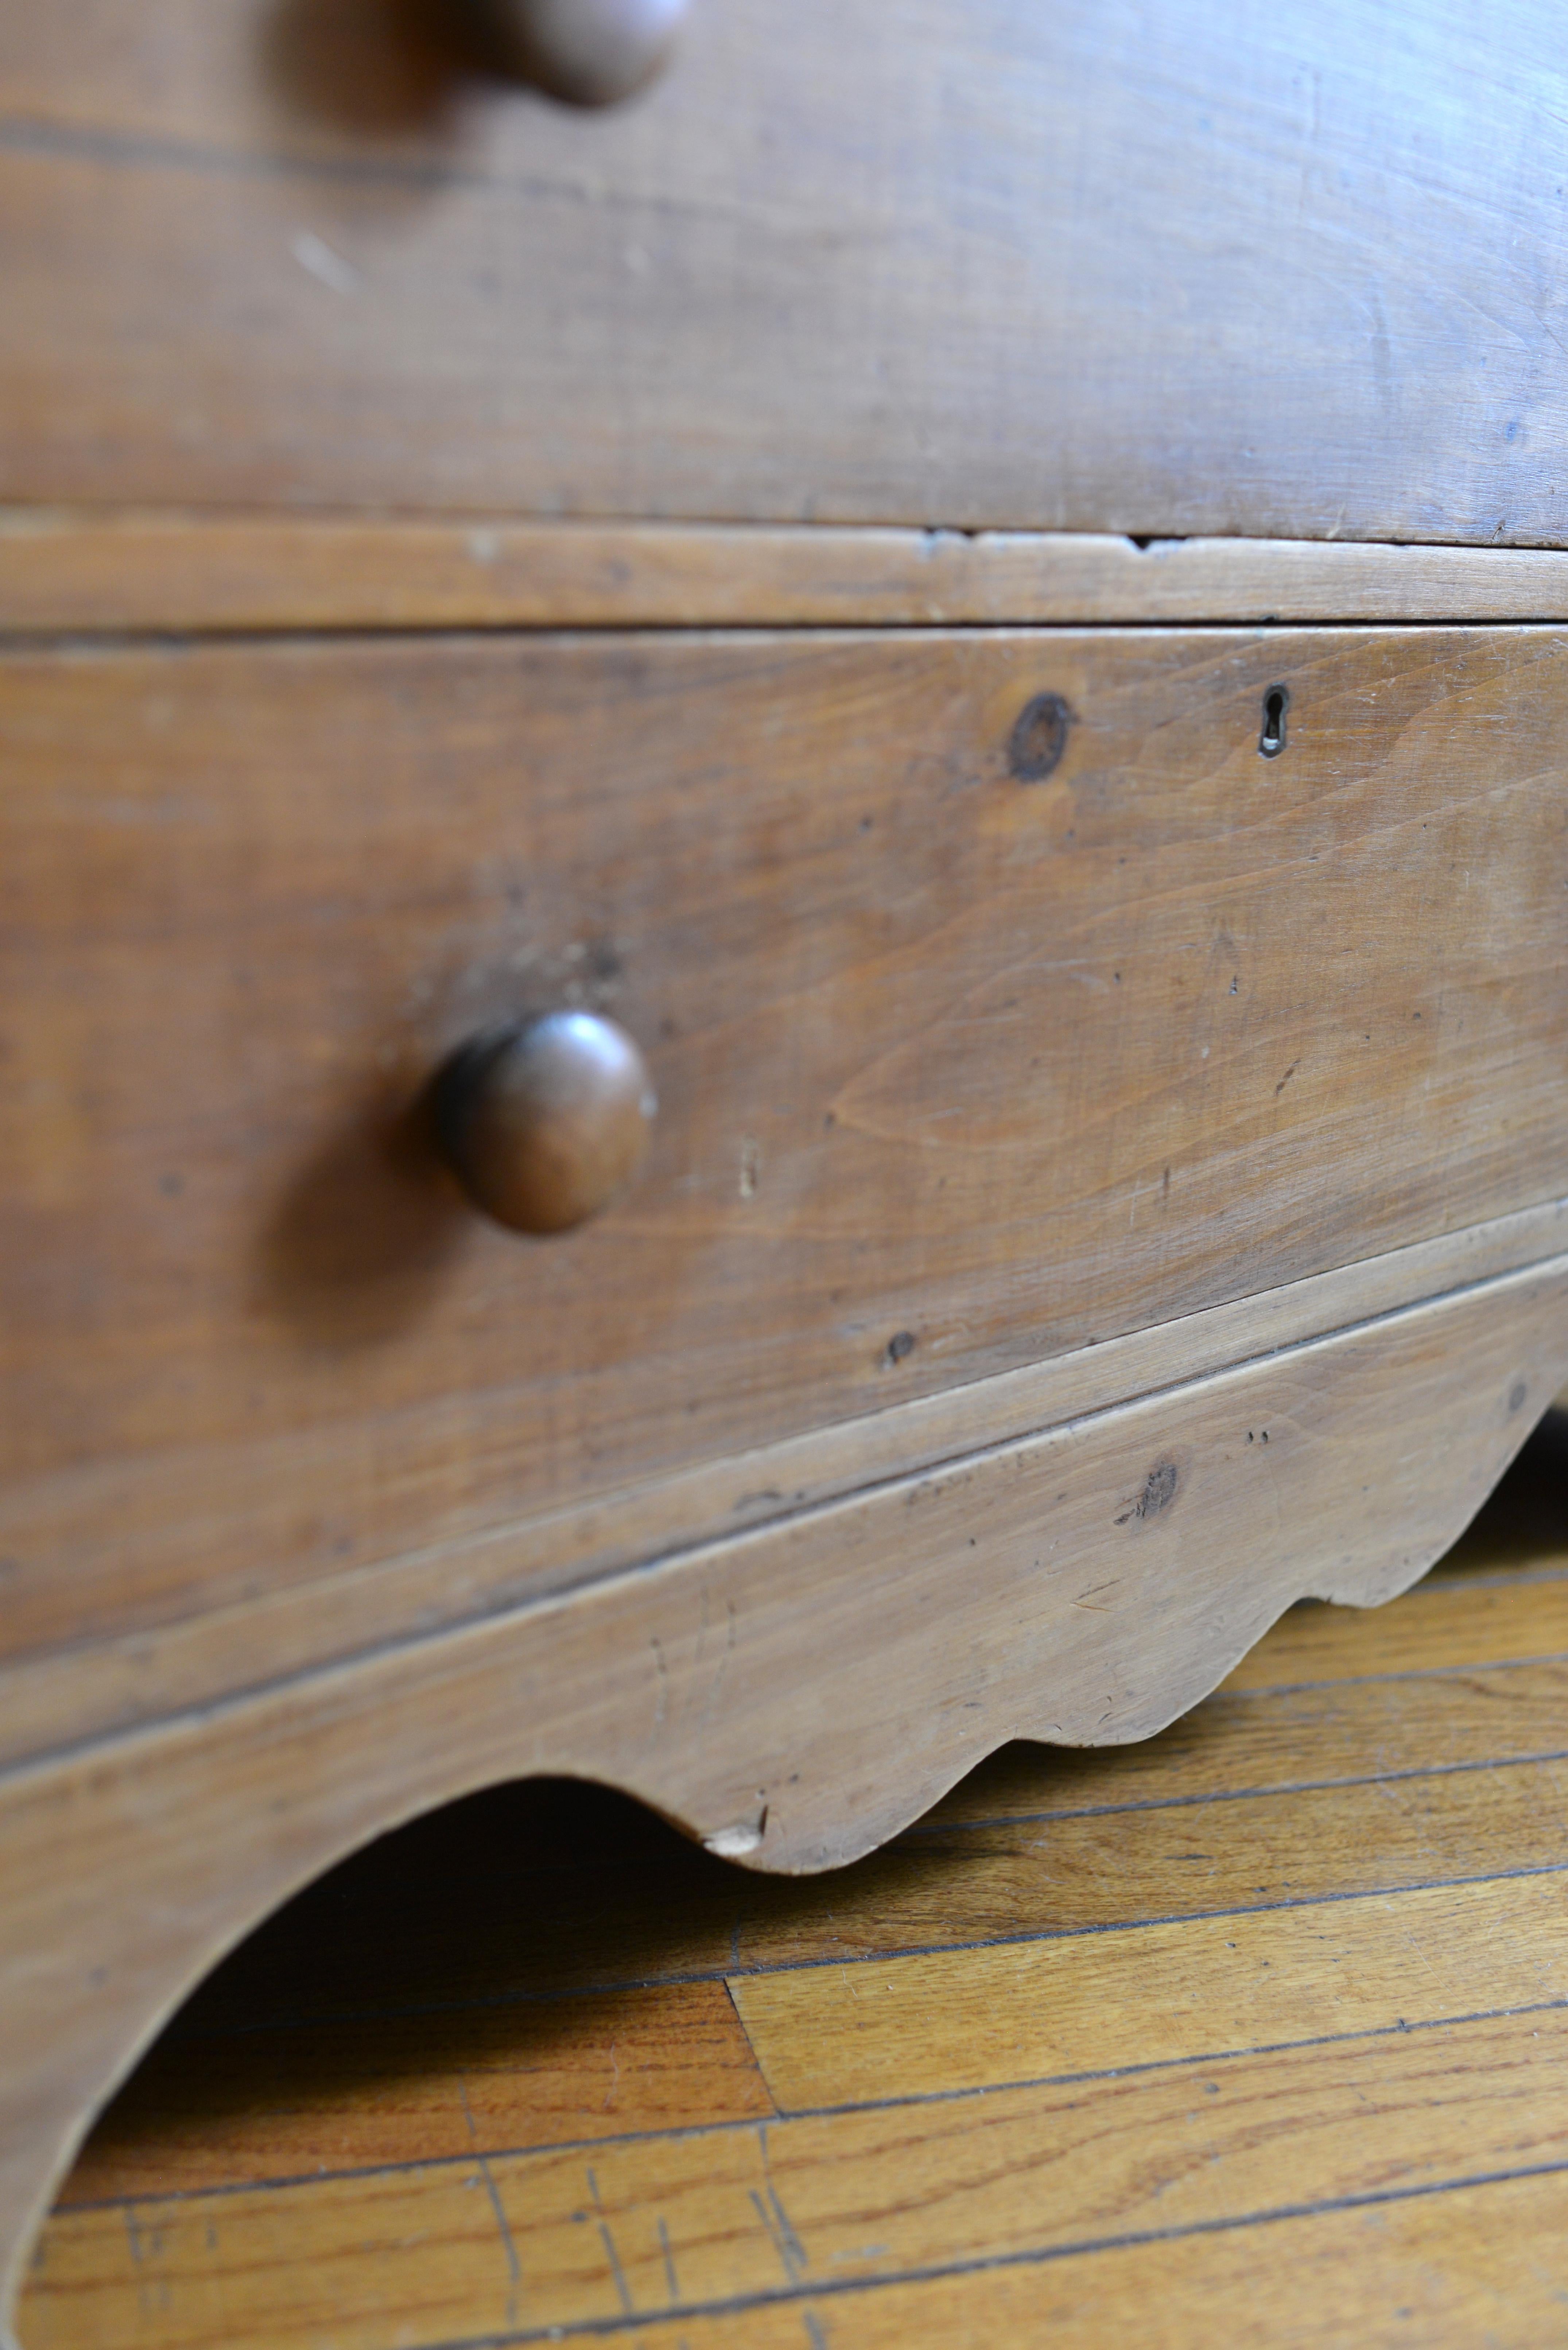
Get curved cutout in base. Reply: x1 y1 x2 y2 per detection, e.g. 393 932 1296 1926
3 1246 1567 2330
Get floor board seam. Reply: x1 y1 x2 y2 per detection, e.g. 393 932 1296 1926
334 2156 1568 2350
57 1994 1568 2213
1229 1639 1568 1699
160 1855 1568 2046
911 1740 1568 1835
157 1753 1568 2043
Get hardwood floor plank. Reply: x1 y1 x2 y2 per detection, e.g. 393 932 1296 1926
730 1873 1568 2111
803 2171 1568 2350
924 1657 1568 1828
411 2168 1568 2350
55 1746 1568 2220
131 1726 1568 2058
24 2159 523 2350
1221 1573 1568 1692
733 1757 1568 1971
19 1422 1568 2346
23 2008 1568 2348
60 1980 773 2208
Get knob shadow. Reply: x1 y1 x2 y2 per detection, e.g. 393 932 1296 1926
258 0 489 143
256 1081 474 1349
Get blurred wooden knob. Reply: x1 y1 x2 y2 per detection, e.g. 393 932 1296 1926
466 0 689 105
437 1012 656 1235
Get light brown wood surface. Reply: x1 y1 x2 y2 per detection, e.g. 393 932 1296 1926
19 515 1568 635
3 4 1568 540
4 624 1567 1760
16 1413 1568 2349
8 16 1568 2336
2 1256 1565 2333
4 1192 1563 1778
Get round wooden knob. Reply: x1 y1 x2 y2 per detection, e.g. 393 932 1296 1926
436 1012 656 1235
465 0 688 105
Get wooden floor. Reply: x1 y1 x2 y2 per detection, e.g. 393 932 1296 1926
18 1409 1568 2349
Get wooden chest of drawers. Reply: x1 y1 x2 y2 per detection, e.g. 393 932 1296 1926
3 3 1567 2328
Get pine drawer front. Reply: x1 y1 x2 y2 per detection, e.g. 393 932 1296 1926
0 2 1564 544
2 622 1566 1757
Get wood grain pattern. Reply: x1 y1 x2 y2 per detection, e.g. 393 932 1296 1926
4 625 1567 1756
2 3 1567 540
15 1423 1568 2350
63 1979 774 2205
17 514 1568 635
1222 1565 1568 1691
24 2008 1568 2349
9 22 1568 2340
733 1874 1568 2111
142 1649 1568 2045
5 1194 1561 1781
730 1759 1568 1975
249 2173 1557 2350
934 1650 1568 1822
92 1576 1568 2040
47 1751 1568 2203
1 1272 1565 2326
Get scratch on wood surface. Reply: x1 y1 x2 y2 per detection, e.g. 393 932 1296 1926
759 2123 809 2283
458 2077 521 2326
291 231 361 295
587 2165 634 2316
657 2213 680 2304
1074 1579 1122 1613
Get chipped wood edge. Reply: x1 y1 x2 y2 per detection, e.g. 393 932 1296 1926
6 1193 1568 1773
10 512 1568 634
4 1247 1567 2332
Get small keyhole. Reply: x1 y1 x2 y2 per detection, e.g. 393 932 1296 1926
1259 685 1289 759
